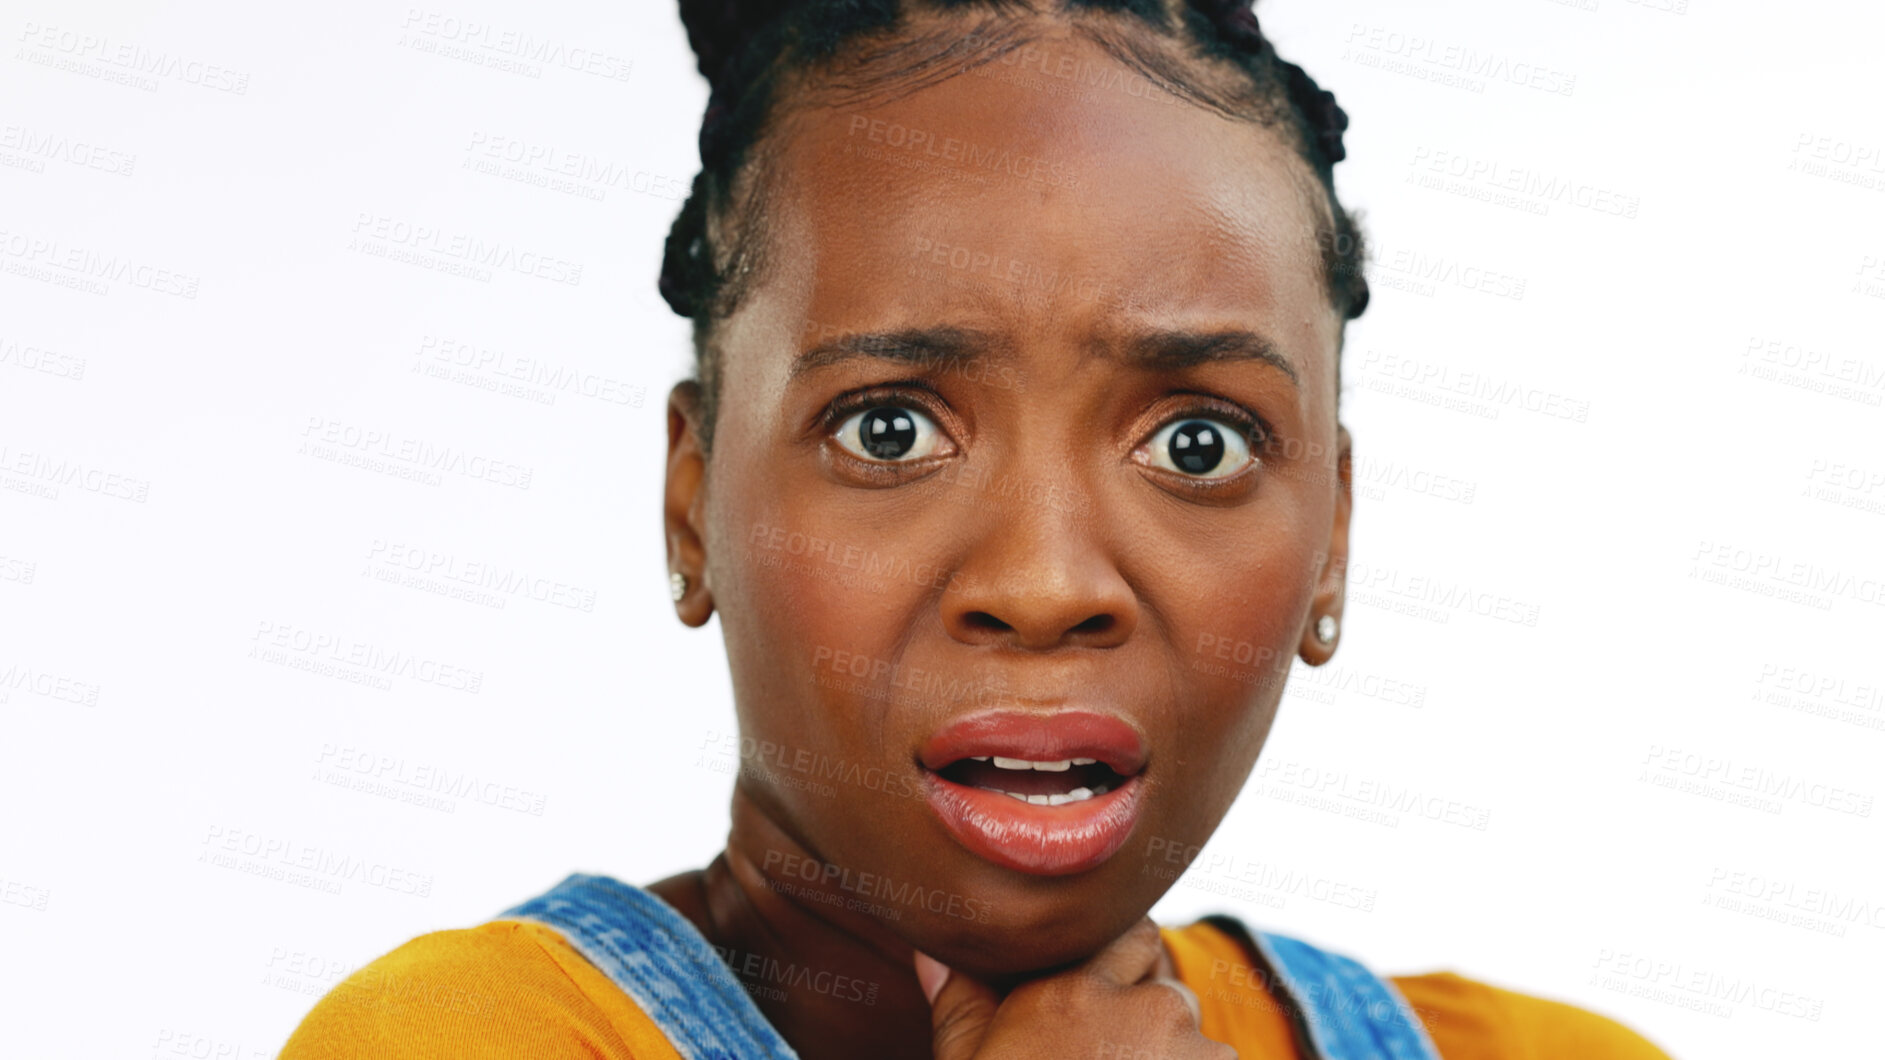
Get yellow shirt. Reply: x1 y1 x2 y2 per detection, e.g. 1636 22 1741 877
280 918 1675 1058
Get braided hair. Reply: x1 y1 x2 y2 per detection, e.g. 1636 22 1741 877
663 0 1368 452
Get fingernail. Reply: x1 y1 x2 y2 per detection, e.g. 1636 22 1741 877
912 950 950 1004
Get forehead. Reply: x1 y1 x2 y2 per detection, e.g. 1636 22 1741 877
734 29 1338 390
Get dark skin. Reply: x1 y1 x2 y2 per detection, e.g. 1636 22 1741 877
652 25 1351 1060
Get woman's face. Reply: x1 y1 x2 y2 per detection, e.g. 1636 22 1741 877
668 29 1350 977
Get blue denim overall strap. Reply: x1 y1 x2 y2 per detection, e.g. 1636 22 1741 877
497 873 800 1060
1203 915 1443 1060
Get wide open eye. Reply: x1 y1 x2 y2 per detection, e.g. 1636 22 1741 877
1145 418 1254 479
832 405 947 463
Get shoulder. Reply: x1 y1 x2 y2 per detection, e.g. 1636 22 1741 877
1390 971 1676 1060
279 919 683 1060
1164 917 1675 1060
1159 918 1307 1058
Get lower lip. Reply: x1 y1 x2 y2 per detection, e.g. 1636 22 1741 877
921 771 1145 876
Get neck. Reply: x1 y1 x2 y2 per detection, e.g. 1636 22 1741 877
649 785 938 1060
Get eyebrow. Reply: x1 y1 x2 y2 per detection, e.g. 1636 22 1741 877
787 326 1299 388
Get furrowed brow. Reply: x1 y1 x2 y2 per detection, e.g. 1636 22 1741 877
787 326 995 381
1114 329 1299 388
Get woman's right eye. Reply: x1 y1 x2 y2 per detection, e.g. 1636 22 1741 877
831 405 947 463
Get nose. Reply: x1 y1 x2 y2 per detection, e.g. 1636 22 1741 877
939 488 1138 652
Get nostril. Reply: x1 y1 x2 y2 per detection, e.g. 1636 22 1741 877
961 611 1011 633
1070 614 1114 636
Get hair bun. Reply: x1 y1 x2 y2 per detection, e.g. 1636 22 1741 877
679 0 801 85
1276 59 1349 165
1190 0 1264 50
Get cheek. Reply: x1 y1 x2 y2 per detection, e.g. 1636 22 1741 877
708 473 919 747
1177 542 1318 715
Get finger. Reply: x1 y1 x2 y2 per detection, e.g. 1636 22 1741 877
1149 975 1203 1027
915 950 1002 1060
1078 916 1165 988
1151 931 1178 982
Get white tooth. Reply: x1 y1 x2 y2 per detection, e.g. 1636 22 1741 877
970 756 991 762
1066 787 1094 801
1027 793 1050 805
992 756 1033 770
1090 785 1110 796
1031 759 1071 772
1046 793 1072 806
1070 758 1097 766
1003 791 1029 803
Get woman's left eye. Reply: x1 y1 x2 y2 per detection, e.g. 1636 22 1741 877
831 405 946 463
1144 417 1255 479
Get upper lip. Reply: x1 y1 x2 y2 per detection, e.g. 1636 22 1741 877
918 708 1148 776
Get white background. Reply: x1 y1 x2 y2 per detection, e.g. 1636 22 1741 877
2 1 1882 1057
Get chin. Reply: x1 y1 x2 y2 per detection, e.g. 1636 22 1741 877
895 855 1166 979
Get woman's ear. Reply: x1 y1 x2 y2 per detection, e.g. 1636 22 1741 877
1298 425 1351 665
665 379 714 627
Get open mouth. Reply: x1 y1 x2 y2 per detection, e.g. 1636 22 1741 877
932 756 1131 806
917 708 1150 875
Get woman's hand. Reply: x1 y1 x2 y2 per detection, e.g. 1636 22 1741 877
913 918 1236 1059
